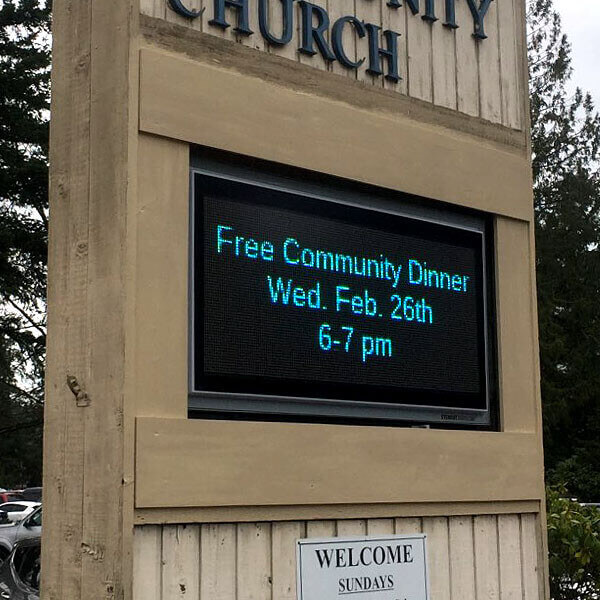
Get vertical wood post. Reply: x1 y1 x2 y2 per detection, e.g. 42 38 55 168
42 1 138 598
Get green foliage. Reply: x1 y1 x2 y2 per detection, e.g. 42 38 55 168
528 1 600 501
547 487 600 599
0 0 51 487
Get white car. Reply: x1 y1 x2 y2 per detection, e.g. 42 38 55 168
0 502 40 523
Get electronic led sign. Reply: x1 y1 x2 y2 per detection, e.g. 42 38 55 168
191 169 494 426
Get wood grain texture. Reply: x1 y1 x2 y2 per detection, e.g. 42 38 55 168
478 0 502 123
431 0 456 110
498 515 523 600
272 522 304 600
139 0 524 128
41 0 92 597
520 514 541 600
498 0 521 128
422 517 450 600
449 517 476 600
237 523 272 600
474 515 500 600
200 524 237 600
133 526 162 600
406 9 433 102
42 0 137 598
161 525 200 599
134 512 541 600
455 0 479 117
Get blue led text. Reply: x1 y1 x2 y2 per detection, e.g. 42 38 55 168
217 224 274 261
335 286 378 317
267 276 322 309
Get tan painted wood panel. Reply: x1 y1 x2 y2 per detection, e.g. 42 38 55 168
237 523 272 600
136 134 189 418
133 526 162 600
161 525 200 599
406 10 433 102
139 48 534 221
272 522 304 600
431 0 457 110
136 417 543 508
200 524 237 600
498 0 521 129
520 514 541 600
382 2 407 94
474 515 500 600
135 501 540 526
498 515 523 600
455 0 479 117
496 218 538 433
421 517 449 600
478 0 502 123
449 517 476 600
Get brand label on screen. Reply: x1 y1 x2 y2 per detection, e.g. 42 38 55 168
297 535 429 600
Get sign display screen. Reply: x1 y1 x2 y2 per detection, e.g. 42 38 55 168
191 169 494 426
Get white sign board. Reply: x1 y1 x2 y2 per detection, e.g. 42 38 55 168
297 534 429 600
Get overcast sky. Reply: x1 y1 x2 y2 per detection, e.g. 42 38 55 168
553 0 600 106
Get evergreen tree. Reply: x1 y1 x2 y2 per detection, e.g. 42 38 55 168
0 0 50 488
529 0 600 501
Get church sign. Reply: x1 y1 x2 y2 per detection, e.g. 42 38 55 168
168 0 495 81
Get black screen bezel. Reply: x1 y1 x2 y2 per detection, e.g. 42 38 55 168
189 159 498 429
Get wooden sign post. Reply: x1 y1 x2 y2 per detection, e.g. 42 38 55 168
42 0 548 598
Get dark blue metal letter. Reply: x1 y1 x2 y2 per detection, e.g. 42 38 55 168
386 0 401 8
298 1 335 62
443 0 458 28
209 0 253 35
167 0 203 18
404 0 420 15
365 23 400 82
421 0 437 22
259 0 294 45
465 0 493 38
332 16 366 69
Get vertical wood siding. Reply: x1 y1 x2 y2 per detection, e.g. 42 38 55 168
133 513 542 600
141 0 523 130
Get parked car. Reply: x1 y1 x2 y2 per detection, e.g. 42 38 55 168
0 538 40 600
0 504 40 525
0 507 41 564
0 494 23 505
19 490 41 504
0 512 8 526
